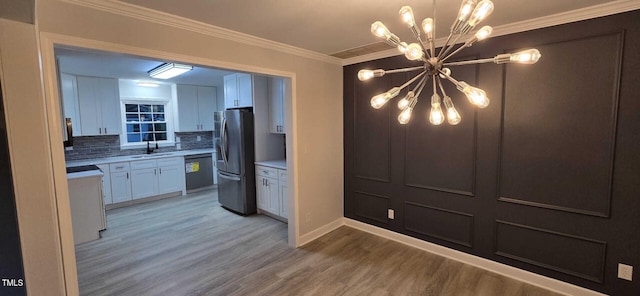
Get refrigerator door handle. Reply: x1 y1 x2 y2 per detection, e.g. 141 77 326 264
221 117 229 166
218 171 241 181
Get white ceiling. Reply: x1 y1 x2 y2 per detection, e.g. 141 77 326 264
55 0 624 81
55 47 237 86
119 0 617 55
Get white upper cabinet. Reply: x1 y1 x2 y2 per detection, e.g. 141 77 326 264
176 84 217 132
224 73 254 109
268 77 285 134
76 76 121 136
60 73 81 133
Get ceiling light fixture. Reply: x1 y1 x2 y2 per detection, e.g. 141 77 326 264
360 0 541 125
148 63 193 79
136 81 160 87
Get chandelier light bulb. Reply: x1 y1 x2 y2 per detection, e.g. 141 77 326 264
404 43 424 61
451 0 477 33
443 96 462 125
399 6 417 27
398 91 415 110
510 49 542 64
422 18 434 40
398 107 413 124
371 21 392 39
358 69 385 81
371 87 401 109
458 82 489 108
439 68 452 79
467 0 494 28
475 25 493 41
429 94 445 125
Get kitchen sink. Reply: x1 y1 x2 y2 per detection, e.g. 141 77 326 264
129 152 175 159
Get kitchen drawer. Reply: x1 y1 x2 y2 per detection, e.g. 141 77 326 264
278 169 287 182
109 162 130 172
157 157 182 167
256 165 278 178
130 159 157 170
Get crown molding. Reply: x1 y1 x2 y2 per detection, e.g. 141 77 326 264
342 0 640 66
59 0 343 65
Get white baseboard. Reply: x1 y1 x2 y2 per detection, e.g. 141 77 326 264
343 218 606 296
297 218 345 247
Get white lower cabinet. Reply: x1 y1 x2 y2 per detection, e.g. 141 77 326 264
131 160 159 200
131 157 184 200
100 156 186 205
109 162 132 203
256 165 287 220
157 158 184 194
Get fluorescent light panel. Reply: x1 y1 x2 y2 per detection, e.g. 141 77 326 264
136 81 160 87
148 63 193 79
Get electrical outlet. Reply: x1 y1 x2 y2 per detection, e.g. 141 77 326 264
305 211 311 223
65 146 73 151
618 263 633 281
196 136 202 141
388 209 395 220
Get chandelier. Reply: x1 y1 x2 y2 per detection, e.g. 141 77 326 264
359 0 541 125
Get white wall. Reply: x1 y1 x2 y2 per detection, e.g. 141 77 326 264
0 19 69 295
23 0 343 293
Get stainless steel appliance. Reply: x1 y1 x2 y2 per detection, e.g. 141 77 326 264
185 153 214 191
217 108 256 215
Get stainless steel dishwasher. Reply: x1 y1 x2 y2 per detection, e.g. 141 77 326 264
185 153 214 191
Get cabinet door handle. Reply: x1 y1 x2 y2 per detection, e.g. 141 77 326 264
126 172 129 179
159 168 162 174
99 127 102 134
154 169 157 175
105 127 107 134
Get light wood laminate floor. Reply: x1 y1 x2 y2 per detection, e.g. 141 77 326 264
75 189 562 296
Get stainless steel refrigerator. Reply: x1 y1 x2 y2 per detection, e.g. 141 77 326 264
216 108 256 215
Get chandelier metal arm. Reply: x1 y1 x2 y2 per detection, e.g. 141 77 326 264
438 69 462 87
415 76 428 97
444 57 495 66
441 42 470 62
385 66 425 74
400 71 427 90
438 33 464 59
437 32 454 58
437 76 447 97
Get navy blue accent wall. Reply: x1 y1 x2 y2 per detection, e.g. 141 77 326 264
344 10 640 295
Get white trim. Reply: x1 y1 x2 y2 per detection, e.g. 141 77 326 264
342 0 640 66
343 218 607 296
59 0 342 66
298 218 345 247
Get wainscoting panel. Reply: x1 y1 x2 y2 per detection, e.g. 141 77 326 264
495 221 607 283
354 191 390 225
404 61 477 196
353 70 409 182
404 202 474 247
498 32 623 217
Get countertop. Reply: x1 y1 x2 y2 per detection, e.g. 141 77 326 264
66 148 215 167
67 170 104 180
255 159 287 170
